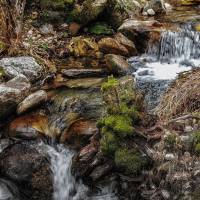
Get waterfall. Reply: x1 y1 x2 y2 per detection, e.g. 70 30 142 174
129 24 200 110
36 143 118 200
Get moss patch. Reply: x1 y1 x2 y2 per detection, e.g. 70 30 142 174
115 147 146 174
88 22 114 35
98 76 145 174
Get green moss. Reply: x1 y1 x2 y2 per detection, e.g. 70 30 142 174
102 115 134 137
101 76 119 91
119 103 139 120
164 133 177 148
115 147 146 174
195 143 200 155
38 43 49 51
100 131 120 155
88 22 114 35
40 0 75 10
193 131 200 144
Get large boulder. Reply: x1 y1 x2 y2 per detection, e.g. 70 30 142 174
0 75 31 120
69 0 108 26
0 141 53 200
0 57 43 82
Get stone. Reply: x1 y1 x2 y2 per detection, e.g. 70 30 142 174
114 33 137 56
89 162 113 181
0 178 20 200
144 0 166 14
39 24 54 35
98 37 129 56
161 190 170 199
0 57 43 82
184 126 193 132
105 54 131 76
118 19 162 53
61 68 107 78
147 8 156 15
0 142 53 200
69 22 81 35
17 90 48 114
70 0 108 26
9 114 49 139
165 153 176 161
0 75 31 119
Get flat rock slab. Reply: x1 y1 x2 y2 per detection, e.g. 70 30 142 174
0 57 43 82
61 68 107 78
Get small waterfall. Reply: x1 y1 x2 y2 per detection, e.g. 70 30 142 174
129 24 200 110
36 143 118 200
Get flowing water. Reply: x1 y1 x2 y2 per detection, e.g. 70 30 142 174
37 143 118 200
129 23 200 110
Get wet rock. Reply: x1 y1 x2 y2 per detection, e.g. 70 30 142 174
118 19 162 53
0 142 53 200
98 37 129 56
17 90 48 114
181 0 200 5
65 78 104 89
0 75 31 120
9 114 49 139
0 57 43 82
161 189 170 199
60 119 99 143
143 0 166 14
114 33 137 56
61 68 107 78
0 178 20 200
0 139 13 153
90 162 114 181
105 54 131 76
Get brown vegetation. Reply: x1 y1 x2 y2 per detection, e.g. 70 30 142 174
156 69 200 121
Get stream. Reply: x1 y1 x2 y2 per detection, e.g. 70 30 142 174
129 23 200 110
37 143 118 200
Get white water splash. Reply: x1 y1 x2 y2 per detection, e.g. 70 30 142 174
129 24 200 109
36 143 118 200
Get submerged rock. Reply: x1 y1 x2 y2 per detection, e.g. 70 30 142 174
0 75 31 120
17 90 48 114
0 57 43 82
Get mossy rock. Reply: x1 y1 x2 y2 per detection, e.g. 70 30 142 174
115 147 146 174
0 41 6 54
101 76 119 91
68 0 108 25
100 131 120 155
101 115 134 137
88 22 114 35
40 0 75 10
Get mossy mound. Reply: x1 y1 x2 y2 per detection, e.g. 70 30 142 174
115 147 146 174
98 76 146 174
40 0 75 10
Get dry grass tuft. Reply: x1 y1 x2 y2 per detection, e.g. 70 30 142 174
156 69 200 121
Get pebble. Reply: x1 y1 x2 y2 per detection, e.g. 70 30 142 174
184 126 193 132
165 153 175 161
161 190 170 200
147 9 155 16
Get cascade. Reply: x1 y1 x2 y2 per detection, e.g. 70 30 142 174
129 24 200 110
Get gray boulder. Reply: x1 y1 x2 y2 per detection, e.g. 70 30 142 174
0 57 43 82
143 0 166 14
0 75 31 119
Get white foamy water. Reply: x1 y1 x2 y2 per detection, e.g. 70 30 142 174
37 143 118 200
129 24 200 110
